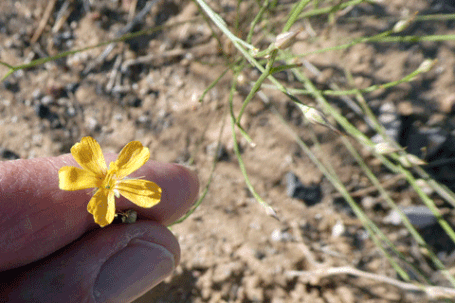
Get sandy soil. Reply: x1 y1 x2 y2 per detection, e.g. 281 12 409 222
2 1 455 302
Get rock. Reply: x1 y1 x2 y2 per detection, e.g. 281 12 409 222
421 222 455 253
424 134 455 191
65 82 79 94
35 104 51 119
285 172 322 206
397 101 413 116
331 220 345 238
85 116 101 132
41 95 54 106
361 196 376 210
384 206 437 228
0 148 20 160
130 97 142 107
405 127 447 159
271 228 293 242
32 89 43 100
3 79 19 93
206 142 230 162
35 103 60 128
440 94 455 114
371 102 401 143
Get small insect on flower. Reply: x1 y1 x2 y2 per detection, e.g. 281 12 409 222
58 136 162 227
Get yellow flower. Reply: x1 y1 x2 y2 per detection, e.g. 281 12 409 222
58 136 162 227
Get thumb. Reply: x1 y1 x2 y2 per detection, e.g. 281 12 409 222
2 222 179 303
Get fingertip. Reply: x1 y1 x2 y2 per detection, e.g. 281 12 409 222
132 162 199 225
172 163 200 206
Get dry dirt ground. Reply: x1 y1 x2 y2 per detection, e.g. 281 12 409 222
2 0 455 302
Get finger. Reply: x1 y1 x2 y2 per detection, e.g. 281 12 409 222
0 154 199 271
1 222 178 303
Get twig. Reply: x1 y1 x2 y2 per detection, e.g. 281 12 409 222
106 54 123 92
52 0 74 34
331 173 405 198
287 266 455 300
121 39 217 72
31 0 58 43
128 0 139 21
121 48 186 71
82 0 159 75
289 221 324 269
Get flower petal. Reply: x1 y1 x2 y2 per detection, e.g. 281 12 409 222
116 179 161 208
71 136 107 177
59 166 101 190
112 141 150 179
87 188 116 227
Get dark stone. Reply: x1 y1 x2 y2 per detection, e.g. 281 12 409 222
421 223 455 254
35 104 51 119
65 83 79 94
423 133 455 192
385 206 437 228
386 205 455 254
206 143 230 162
53 31 74 50
35 103 61 128
1 148 20 160
215 145 230 162
3 80 19 93
285 172 322 206
403 126 447 159
128 97 142 108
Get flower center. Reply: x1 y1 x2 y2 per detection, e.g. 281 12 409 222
102 169 118 190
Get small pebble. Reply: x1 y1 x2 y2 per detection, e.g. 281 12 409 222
440 93 455 114
41 96 54 106
1 148 20 160
331 220 345 238
372 102 401 143
271 228 293 242
35 104 51 119
285 172 322 205
206 142 230 161
384 206 437 228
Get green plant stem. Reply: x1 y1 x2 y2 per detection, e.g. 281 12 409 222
291 67 455 286
229 68 277 218
270 103 411 282
236 49 278 124
199 67 230 102
283 0 312 32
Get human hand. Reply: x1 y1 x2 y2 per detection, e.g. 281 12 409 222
0 154 199 302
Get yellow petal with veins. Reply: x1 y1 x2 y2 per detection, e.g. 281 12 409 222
71 136 107 177
116 179 161 208
87 188 116 227
58 166 101 190
112 141 150 179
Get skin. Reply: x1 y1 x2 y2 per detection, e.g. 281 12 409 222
0 153 199 302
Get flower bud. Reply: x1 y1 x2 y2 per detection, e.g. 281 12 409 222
392 12 417 33
373 142 403 155
417 59 437 73
398 154 426 167
274 29 302 50
298 103 340 133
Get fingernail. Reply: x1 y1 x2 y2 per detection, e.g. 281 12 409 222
93 239 175 303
